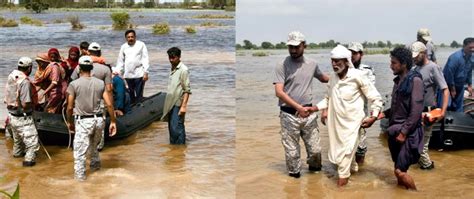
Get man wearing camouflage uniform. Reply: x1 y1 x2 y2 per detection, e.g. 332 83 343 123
5 57 39 167
347 42 377 170
66 56 116 181
273 31 329 178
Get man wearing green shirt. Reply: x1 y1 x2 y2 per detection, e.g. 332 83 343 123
162 47 191 144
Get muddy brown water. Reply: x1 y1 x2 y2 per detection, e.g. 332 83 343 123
236 49 474 198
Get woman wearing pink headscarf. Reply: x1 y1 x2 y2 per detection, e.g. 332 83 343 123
64 46 80 82
33 49 67 113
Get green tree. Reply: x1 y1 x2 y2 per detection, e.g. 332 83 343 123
275 42 286 49
235 44 242 50
261 41 274 49
25 1 49 13
387 40 392 48
450 40 460 48
377 41 386 48
440 43 446 48
243 40 254 49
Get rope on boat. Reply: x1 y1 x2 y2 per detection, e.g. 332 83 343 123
38 138 52 160
62 106 72 150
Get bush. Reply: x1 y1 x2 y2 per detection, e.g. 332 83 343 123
68 15 84 30
185 26 196 34
200 21 222 27
25 2 49 13
252 51 269 57
20 16 43 26
152 23 170 35
52 19 64 23
110 12 130 30
0 17 19 27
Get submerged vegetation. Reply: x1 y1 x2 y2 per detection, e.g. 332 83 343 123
0 17 18 27
0 184 19 199
185 26 196 34
152 23 170 35
200 21 222 27
252 51 269 57
20 16 43 26
67 15 84 30
110 12 130 30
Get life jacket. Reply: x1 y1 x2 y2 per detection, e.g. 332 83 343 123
4 70 38 109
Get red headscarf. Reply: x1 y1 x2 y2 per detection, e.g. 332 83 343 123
48 48 61 62
67 46 80 70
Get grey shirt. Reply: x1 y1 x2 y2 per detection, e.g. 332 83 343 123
273 56 324 106
414 61 447 107
426 42 437 63
67 77 105 116
7 79 33 114
71 63 112 85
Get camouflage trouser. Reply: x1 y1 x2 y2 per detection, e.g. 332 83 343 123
9 114 39 162
280 111 321 174
97 102 106 151
73 116 104 181
419 124 433 167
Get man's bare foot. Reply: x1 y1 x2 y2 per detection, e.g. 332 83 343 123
337 177 349 187
395 169 417 190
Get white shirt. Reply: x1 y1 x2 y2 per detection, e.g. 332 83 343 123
114 40 150 78
317 68 383 164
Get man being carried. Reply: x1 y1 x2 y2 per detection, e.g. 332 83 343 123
313 45 383 186
410 42 449 170
273 31 329 178
66 56 117 181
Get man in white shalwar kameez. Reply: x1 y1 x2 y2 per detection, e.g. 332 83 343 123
313 45 383 186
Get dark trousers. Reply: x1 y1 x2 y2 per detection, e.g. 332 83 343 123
126 77 145 104
388 126 423 172
168 106 186 144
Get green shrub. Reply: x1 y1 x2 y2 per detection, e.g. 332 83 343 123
20 16 43 26
68 15 84 30
0 17 18 27
25 2 49 14
110 12 130 30
200 21 222 27
185 26 196 34
365 48 390 55
52 19 64 23
152 23 170 35
192 14 233 19
252 51 269 57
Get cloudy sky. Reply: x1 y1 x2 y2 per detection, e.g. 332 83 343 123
236 0 473 45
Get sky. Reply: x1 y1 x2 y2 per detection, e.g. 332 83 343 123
236 0 474 45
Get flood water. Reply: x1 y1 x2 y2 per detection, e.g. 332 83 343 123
0 10 235 198
236 48 474 198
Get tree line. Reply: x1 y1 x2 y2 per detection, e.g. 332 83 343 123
0 0 235 9
236 40 463 50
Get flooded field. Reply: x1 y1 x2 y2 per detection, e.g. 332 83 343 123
0 9 235 198
236 48 474 198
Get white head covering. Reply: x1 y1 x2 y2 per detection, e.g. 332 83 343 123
330 44 354 68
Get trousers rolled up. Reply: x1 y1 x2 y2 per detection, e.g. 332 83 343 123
9 114 39 162
279 111 321 174
73 116 104 180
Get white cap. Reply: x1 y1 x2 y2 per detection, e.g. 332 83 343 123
286 31 305 46
88 42 101 51
18 57 33 68
79 56 93 66
417 28 432 42
410 41 427 58
330 45 354 68
348 42 364 52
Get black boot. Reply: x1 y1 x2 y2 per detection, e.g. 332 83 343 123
308 153 322 172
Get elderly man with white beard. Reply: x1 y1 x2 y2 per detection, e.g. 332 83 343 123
309 45 383 187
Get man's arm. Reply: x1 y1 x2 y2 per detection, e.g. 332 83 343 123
103 89 117 136
66 93 75 132
179 69 191 116
275 83 310 117
443 56 456 98
359 77 383 128
400 77 424 135
141 43 150 81
113 45 125 75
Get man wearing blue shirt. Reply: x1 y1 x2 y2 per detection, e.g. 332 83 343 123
442 37 474 112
